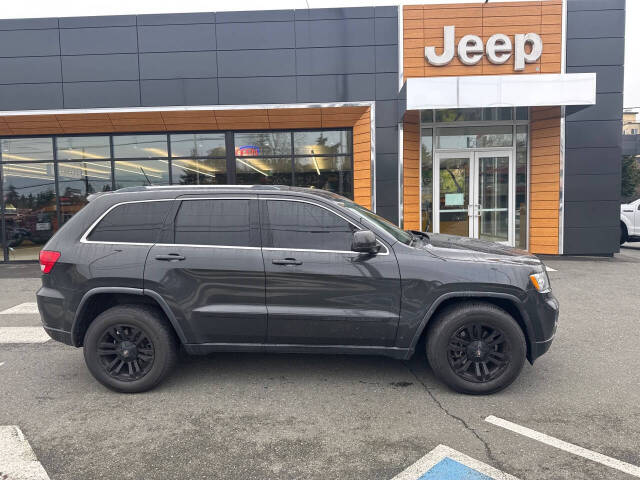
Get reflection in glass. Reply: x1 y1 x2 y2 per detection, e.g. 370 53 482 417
172 158 227 185
421 110 434 123
293 131 351 155
439 157 470 237
235 157 292 186
113 135 168 158
516 107 529 120
437 125 513 149
57 162 113 223
421 128 433 231
478 156 509 243
516 125 528 249
2 163 57 260
294 155 352 198
1 138 53 161
114 160 169 188
56 136 110 160
170 133 225 158
234 132 291 156
435 108 513 123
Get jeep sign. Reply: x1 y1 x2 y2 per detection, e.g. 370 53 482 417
425 25 543 71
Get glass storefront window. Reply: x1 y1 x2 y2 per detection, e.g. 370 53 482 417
235 157 292 186
437 125 513 149
171 158 227 185
420 128 433 232
56 136 110 160
435 108 513 123
170 133 225 158
57 161 113 223
294 155 353 198
516 107 529 121
234 132 291 156
1 137 53 161
516 125 528 249
421 110 434 123
114 160 170 188
293 131 351 155
113 135 168 159
2 163 57 260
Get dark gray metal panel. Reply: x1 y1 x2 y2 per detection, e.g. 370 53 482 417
566 93 623 122
59 15 136 28
216 22 294 50
563 226 619 255
376 204 398 224
567 65 623 93
138 24 216 53
567 9 624 39
568 0 624 11
139 51 217 79
375 73 398 100
564 173 620 201
0 29 60 57
295 47 376 75
296 74 375 102
375 6 398 18
59 27 138 55
0 57 62 84
137 12 216 25
0 83 63 110
295 19 375 48
375 100 398 128
375 126 398 154
218 76 296 104
565 146 623 175
375 45 399 73
62 54 139 82
218 49 295 77
566 121 622 149
141 79 218 106
216 10 294 23
294 8 374 20
376 153 398 179
622 135 640 157
374 17 398 45
63 81 141 108
566 38 625 66
0 18 58 30
564 200 620 228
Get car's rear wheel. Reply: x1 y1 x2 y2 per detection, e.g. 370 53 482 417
621 223 628 245
426 302 526 395
83 305 177 393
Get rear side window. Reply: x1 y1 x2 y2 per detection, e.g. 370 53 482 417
174 199 258 247
262 200 357 251
88 201 171 243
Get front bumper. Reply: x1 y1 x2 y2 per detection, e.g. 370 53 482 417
528 293 559 363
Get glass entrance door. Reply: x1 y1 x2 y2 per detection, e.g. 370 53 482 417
434 150 513 245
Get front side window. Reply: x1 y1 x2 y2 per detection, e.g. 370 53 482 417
174 199 258 247
262 200 357 252
87 201 172 243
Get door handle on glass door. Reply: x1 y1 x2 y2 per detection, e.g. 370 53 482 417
272 258 303 266
155 253 185 261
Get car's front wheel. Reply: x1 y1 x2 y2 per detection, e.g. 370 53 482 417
83 305 178 393
426 302 526 395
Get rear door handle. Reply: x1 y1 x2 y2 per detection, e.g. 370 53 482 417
272 258 302 266
155 253 185 262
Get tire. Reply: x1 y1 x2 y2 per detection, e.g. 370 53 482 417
83 305 178 393
621 223 628 245
426 302 526 395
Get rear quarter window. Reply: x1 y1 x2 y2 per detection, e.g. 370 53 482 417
87 201 172 243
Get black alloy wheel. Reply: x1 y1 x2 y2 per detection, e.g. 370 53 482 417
447 323 510 383
97 324 155 382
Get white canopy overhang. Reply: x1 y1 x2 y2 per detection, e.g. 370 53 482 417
403 73 596 110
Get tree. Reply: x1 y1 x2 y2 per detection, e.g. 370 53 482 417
621 155 640 200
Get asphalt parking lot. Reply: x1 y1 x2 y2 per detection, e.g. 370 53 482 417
1 244 639 480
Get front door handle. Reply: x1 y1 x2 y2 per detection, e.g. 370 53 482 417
155 253 185 262
272 258 302 266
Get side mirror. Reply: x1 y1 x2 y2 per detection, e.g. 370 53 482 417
351 230 380 254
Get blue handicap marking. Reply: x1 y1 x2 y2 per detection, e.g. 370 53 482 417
417 457 494 480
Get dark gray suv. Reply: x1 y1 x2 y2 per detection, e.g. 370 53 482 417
37 185 558 394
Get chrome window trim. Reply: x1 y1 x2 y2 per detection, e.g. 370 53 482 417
156 243 260 251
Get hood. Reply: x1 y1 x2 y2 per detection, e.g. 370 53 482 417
424 233 543 267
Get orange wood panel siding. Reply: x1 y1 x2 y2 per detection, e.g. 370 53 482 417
529 106 561 254
403 111 421 230
352 108 373 209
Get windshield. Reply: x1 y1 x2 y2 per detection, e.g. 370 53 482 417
339 200 413 245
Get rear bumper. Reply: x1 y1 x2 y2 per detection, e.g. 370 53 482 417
37 286 73 346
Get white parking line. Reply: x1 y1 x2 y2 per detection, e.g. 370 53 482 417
0 426 51 480
0 362 5 367
485 416 640 478
546 267 557 272
0 303 40 315
0 327 50 344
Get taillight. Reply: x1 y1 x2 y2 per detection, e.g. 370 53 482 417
39 250 61 274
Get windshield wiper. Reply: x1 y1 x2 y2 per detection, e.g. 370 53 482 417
408 230 430 243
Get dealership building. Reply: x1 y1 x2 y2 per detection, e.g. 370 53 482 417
0 0 625 261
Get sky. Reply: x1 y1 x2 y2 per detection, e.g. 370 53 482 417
1 0 638 110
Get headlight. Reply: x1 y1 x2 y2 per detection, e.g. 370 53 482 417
529 271 551 293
